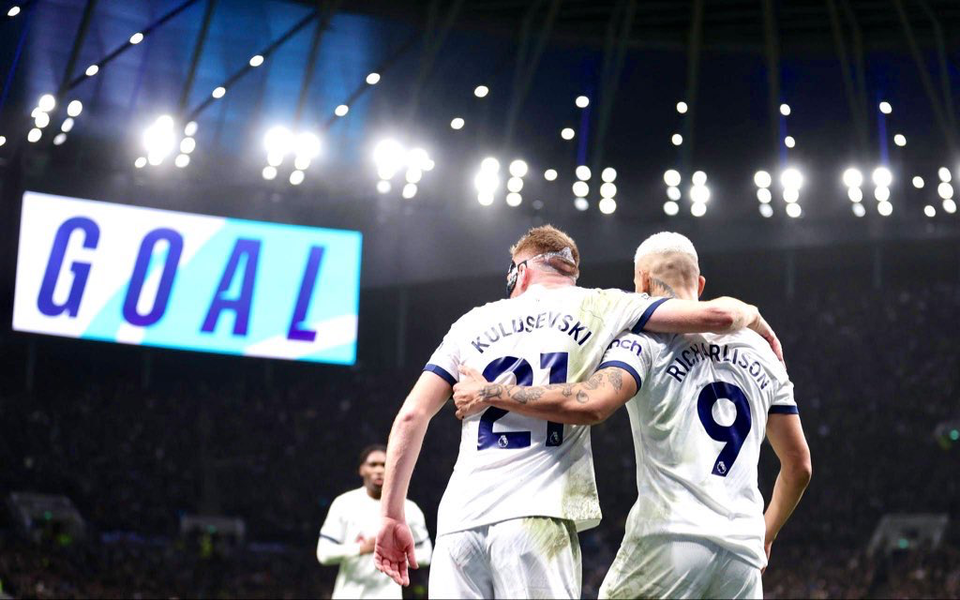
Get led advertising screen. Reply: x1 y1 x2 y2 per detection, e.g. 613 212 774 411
14 192 362 364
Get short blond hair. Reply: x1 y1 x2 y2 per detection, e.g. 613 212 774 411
510 225 580 279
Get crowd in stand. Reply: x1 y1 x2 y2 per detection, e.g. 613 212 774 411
1 279 958 598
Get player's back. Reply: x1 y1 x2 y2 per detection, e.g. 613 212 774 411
425 284 664 537
620 328 796 569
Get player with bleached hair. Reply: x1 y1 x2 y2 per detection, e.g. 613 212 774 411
375 225 785 599
453 231 812 599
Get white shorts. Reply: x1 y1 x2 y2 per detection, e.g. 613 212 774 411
429 517 581 599
599 534 762 599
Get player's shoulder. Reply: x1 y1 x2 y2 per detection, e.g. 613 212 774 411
330 487 366 506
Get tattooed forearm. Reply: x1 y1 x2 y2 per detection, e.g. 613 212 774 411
509 386 545 404
576 390 589 404
606 369 623 392
479 384 505 401
581 372 605 391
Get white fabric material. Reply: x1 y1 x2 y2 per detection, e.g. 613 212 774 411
598 328 796 570
429 517 581 599
318 488 432 599
424 285 665 536
633 231 699 265
599 534 762 599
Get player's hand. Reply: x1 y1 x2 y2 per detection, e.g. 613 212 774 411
749 314 785 365
374 516 418 586
356 534 376 555
453 366 493 419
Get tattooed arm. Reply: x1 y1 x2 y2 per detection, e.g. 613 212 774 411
453 365 636 425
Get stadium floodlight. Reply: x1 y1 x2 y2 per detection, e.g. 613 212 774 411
53 133 67 146
506 192 523 207
664 200 679 215
67 100 83 117
783 188 799 203
944 199 958 214
786 203 802 218
289 170 305 185
147 152 163 166
450 117 465 130
848 187 863 203
872 167 893 188
38 94 56 112
572 181 589 198
335 104 349 117
265 126 292 156
574 197 589 211
34 112 50 128
8 5 21 17
474 85 489 98
877 201 893 216
408 148 430 170
754 170 772 188
781 167 803 190
135 156 147 169
667 186 681 201
913 176 924 189
480 157 500 173
544 169 558 181
757 188 772 203
509 160 529 178
938 182 954 199
676 101 688 114
924 205 936 218
477 191 495 206
852 203 866 217
507 176 523 193
402 183 417 199
561 127 575 140
690 185 710 203
664 169 681 187
599 198 617 214
249 55 264 67
85 64 99 76
894 134 906 147
879 101 892 114
129 32 144 44
184 121 198 137
474 169 500 195
406 168 422 184
0 136 6 147
211 86 226 99
784 136 795 148
174 153 190 168
366 72 380 85
938 167 952 182
295 132 321 160
180 137 196 154
294 155 311 171
780 103 791 116
600 183 617 198
874 186 890 202
262 166 277 180
759 203 774 218
692 171 707 186
601 167 617 182
267 151 284 167
843 168 863 188
575 165 591 181
376 180 391 194
575 96 590 108
672 134 683 146
691 202 707 217
143 116 176 163
373 138 406 179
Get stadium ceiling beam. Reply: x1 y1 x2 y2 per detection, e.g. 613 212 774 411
891 0 958 154
826 0 870 155
178 0 218 113
590 0 638 171
294 0 344 124
57 0 99 96
761 0 781 164
680 0 704 171
406 0 466 124
502 0 562 150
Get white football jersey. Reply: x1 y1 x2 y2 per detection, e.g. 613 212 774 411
425 284 668 536
320 488 431 599
599 328 798 569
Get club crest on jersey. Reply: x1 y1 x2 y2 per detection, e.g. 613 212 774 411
498 435 509 448
549 431 561 445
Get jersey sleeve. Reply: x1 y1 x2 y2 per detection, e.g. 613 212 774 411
423 323 461 386
318 496 348 544
596 331 655 393
599 289 672 336
769 378 799 415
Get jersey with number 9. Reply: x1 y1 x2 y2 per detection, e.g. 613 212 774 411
424 285 668 537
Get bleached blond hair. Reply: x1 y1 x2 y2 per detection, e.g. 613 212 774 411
634 231 699 267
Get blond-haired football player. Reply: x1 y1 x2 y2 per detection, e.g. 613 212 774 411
453 231 811 599
376 226 783 599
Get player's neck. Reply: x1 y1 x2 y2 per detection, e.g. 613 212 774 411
365 487 382 500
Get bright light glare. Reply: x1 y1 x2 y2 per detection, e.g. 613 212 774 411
924 205 936 218
576 95 589 108
938 182 954 199
848 187 863 203
510 160 529 178
67 100 83 117
599 198 617 214
8 6 21 17
402 183 417 199
38 94 56 112
294 155 311 171
572 181 589 197
786 203 802 218
691 202 707 217
780 103 791 116
664 169 681 187
212 86 226 99
289 170 305 186
894 134 906 147
664 201 680 215
475 171 500 195
267 152 284 167
85 64 99 77
184 121 198 137
406 168 422 184
544 169 558 181
507 177 523 193
690 185 710 203
879 101 892 114
506 192 522 207
53 133 66 146
561 128 575 140
27 128 41 143
34 112 50 128
754 170 772 188
667 186 681 201
576 165 591 181
574 198 589 211
600 183 617 198
877 201 893 216
757 188 772 203
601 168 617 182
672 134 683 146
784 136 795 148
783 188 799 203
843 168 863 188
262 166 277 180
373 138 406 179
944 199 958 214
692 171 707 186
143 116 176 161
781 168 803 190
913 176 924 189
874 186 890 202
872 167 892 188
474 85 489 98
129 32 144 44
676 101 688 114
135 157 147 169
478 191 495 206
450 117 465 130
366 72 380 85
481 157 500 172
852 203 866 217
760 203 774 218
175 154 190 168
376 180 391 194
0 136 5 147
264 126 292 156
335 104 349 117
180 137 196 154
249 55 264 67
939 167 952 182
